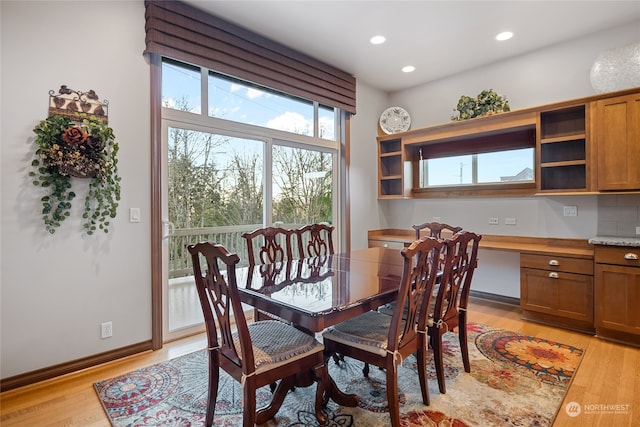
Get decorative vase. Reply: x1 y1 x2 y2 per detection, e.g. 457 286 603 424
590 42 640 93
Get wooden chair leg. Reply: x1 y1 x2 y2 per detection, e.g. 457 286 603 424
459 314 470 372
205 354 219 427
242 379 257 427
332 353 344 365
416 343 430 406
385 364 401 427
432 332 446 394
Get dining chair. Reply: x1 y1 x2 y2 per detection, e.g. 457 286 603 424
412 221 463 240
294 223 335 258
242 226 296 322
376 220 463 322
242 226 296 266
188 241 328 427
294 223 341 361
428 231 482 394
322 236 445 427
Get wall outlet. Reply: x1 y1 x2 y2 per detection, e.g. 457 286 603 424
563 206 577 217
432 216 441 222
505 217 517 225
488 217 499 225
636 226 640 235
101 321 113 339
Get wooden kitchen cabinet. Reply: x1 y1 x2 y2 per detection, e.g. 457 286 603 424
595 92 640 191
520 253 594 333
374 88 640 200
594 245 640 346
538 104 589 192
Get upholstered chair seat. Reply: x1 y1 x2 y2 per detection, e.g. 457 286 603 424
238 320 324 370
322 311 407 356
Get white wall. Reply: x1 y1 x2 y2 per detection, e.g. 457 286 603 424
390 20 640 128
1 1 151 378
348 80 389 249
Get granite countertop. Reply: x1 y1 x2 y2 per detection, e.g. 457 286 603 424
588 236 640 247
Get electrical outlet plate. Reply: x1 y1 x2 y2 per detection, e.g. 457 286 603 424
563 206 577 217
101 322 113 339
505 217 517 225
636 226 640 235
488 217 499 225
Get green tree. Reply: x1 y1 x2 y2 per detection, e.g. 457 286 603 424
272 146 332 225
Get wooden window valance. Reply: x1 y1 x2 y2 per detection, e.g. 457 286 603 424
144 0 356 114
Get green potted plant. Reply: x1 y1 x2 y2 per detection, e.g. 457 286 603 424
452 89 511 120
30 113 121 234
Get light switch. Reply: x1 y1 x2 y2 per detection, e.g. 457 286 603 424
129 208 141 223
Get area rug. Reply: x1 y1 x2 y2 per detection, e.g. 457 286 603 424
94 323 584 426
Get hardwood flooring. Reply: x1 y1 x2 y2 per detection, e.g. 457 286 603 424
1 298 638 426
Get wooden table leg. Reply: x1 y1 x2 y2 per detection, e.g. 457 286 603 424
323 352 359 407
255 375 295 424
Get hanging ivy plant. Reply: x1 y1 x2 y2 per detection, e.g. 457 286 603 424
30 113 121 234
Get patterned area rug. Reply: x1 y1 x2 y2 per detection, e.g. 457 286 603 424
94 323 584 426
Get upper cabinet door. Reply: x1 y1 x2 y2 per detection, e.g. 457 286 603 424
595 93 640 191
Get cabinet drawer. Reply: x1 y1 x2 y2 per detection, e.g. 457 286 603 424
594 246 640 267
520 253 593 274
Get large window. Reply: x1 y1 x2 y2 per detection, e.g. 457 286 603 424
162 59 339 233
413 125 536 195
208 72 337 140
420 148 534 187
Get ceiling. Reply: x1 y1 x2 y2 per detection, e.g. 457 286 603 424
185 1 640 93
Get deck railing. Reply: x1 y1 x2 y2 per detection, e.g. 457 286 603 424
169 223 313 278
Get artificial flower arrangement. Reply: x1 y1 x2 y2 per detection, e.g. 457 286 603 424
30 86 121 234
451 89 511 121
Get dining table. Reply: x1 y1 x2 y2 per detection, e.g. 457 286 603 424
236 246 405 411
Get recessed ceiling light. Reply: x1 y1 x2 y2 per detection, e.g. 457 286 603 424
496 31 513 41
402 66 415 73
370 35 386 45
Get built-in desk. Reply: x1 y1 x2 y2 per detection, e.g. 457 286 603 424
368 229 594 258
368 229 595 333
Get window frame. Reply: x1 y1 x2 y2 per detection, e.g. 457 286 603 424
406 125 538 198
161 60 343 236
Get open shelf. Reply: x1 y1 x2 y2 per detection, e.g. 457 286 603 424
377 136 407 198
540 164 586 190
540 138 586 163
540 106 586 139
538 104 588 191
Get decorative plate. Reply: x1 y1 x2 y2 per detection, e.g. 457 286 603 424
379 106 411 134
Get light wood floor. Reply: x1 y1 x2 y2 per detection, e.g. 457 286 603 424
1 298 638 426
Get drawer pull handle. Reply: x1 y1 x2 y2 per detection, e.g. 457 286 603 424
624 252 639 260
548 259 559 266
548 272 559 279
